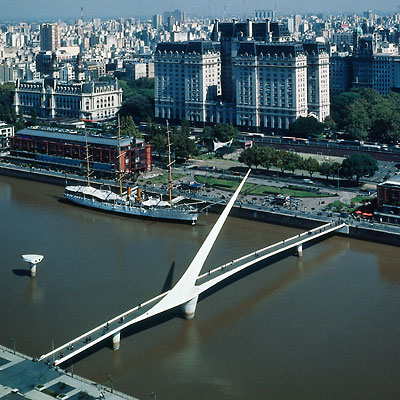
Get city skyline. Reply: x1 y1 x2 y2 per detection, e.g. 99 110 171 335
1 0 399 22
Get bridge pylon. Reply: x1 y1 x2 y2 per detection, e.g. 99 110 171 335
181 295 199 320
112 332 121 351
297 244 303 257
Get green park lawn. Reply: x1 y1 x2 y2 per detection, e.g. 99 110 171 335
146 173 185 184
195 175 255 192
248 185 334 198
350 195 374 205
195 175 333 198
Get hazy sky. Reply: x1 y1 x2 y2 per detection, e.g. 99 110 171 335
1 0 399 21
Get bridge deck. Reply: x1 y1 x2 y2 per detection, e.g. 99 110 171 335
40 221 346 367
39 292 168 366
39 203 346 365
195 221 347 293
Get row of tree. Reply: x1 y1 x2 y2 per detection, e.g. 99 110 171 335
145 121 241 160
238 146 379 184
146 118 197 160
0 83 17 124
118 78 154 121
330 88 400 143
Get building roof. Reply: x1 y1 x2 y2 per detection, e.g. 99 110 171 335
303 43 329 55
379 175 400 187
17 127 135 148
156 41 220 55
237 42 305 57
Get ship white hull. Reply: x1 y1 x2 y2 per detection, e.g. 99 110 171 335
64 192 198 224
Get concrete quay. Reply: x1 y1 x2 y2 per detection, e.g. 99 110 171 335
0 346 139 400
0 162 398 247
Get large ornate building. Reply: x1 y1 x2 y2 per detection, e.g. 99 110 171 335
14 77 123 121
155 19 330 133
0 121 14 152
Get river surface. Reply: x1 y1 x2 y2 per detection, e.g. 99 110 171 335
0 176 400 400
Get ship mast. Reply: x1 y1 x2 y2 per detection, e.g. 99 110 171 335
85 130 91 187
166 121 174 207
117 115 123 196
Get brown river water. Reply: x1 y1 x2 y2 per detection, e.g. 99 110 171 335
0 176 399 400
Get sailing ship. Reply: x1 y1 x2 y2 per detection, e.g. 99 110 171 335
63 121 201 224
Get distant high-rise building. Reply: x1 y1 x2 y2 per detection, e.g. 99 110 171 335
294 15 302 32
152 14 162 29
40 23 60 51
363 10 374 20
124 61 147 80
92 18 101 29
329 53 352 94
254 10 275 20
163 10 185 24
283 18 295 33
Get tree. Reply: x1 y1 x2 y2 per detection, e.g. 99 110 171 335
171 133 197 160
118 78 155 120
319 161 332 179
290 116 324 138
369 102 400 143
15 109 25 131
276 150 303 173
303 157 320 177
238 147 261 168
119 92 154 120
119 78 154 100
341 153 379 184
212 123 239 142
30 109 38 126
0 82 15 123
330 90 363 130
199 126 213 150
180 117 190 136
342 99 371 140
259 146 277 170
150 133 167 157
324 115 337 132
319 161 341 180
120 115 141 138
330 88 400 143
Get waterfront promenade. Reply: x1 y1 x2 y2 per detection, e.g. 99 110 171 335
0 346 139 400
0 161 398 245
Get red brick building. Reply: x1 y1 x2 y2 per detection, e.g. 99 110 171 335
376 176 400 223
10 127 152 177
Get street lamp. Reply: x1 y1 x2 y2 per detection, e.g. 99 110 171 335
9 338 15 355
107 375 114 393
337 166 342 193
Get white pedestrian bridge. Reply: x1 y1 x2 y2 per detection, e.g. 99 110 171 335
38 169 348 366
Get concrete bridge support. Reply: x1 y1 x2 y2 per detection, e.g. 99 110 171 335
296 244 303 257
30 264 37 277
112 332 121 351
21 255 43 278
181 295 199 320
